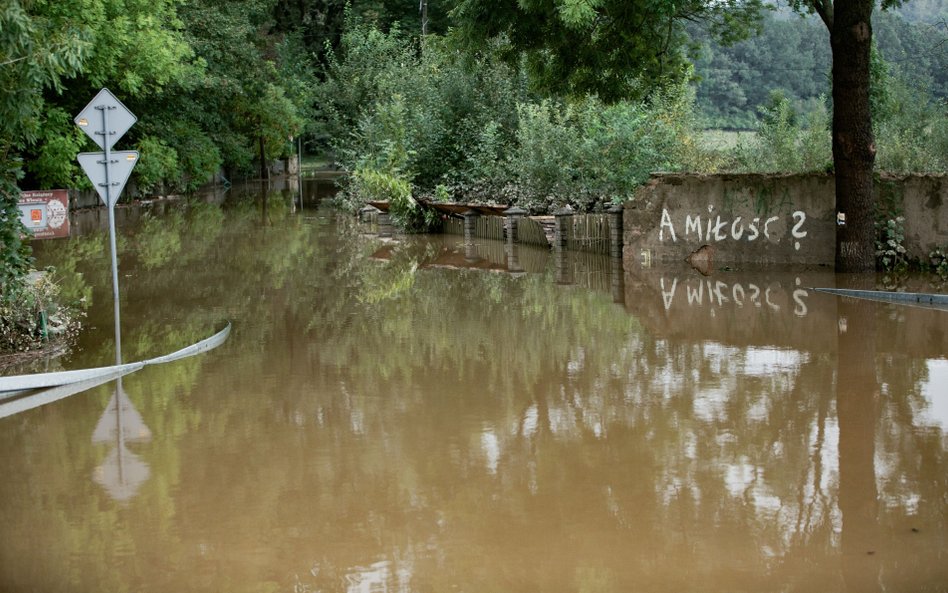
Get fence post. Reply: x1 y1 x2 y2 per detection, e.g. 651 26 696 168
554 207 573 285
554 207 572 251
463 209 480 262
463 209 479 243
504 206 527 244
611 255 625 305
506 244 524 277
608 203 624 259
378 210 393 238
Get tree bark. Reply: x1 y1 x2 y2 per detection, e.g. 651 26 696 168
830 0 877 271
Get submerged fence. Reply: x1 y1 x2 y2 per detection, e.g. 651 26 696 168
368 203 624 257
563 213 612 255
444 215 549 247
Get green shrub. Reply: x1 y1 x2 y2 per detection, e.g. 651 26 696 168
352 168 436 232
875 215 908 272
135 135 181 193
0 271 82 354
874 68 948 174
322 22 525 192
511 84 697 210
731 91 832 173
929 246 948 282
1 176 31 287
170 127 223 192
25 108 87 189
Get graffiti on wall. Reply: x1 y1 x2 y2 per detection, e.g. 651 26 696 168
658 206 809 251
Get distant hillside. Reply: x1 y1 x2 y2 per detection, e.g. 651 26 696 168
692 9 947 129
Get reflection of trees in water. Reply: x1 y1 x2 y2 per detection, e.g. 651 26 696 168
8 191 947 592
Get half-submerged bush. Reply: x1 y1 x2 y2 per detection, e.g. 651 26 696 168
352 168 436 233
1 271 82 355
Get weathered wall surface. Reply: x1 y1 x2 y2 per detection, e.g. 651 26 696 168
623 173 947 267
877 175 947 260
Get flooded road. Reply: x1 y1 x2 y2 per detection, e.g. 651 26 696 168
1 179 946 592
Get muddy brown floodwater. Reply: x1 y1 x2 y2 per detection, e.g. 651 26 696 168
1 178 946 593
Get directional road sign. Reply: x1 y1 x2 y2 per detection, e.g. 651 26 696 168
77 151 139 208
74 87 139 358
74 88 137 151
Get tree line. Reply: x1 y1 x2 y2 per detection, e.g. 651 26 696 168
693 8 947 129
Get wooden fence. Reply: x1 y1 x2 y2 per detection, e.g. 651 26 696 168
381 209 618 255
444 215 551 247
563 213 612 255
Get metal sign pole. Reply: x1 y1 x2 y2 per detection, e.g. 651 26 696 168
76 89 136 367
98 103 123 366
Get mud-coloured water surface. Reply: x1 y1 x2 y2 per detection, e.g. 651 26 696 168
1 180 946 592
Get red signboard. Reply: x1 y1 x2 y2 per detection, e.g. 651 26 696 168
18 189 70 240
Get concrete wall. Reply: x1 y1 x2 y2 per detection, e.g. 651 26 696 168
878 175 947 260
623 173 947 267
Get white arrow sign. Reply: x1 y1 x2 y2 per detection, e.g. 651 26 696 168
77 151 139 208
74 88 137 151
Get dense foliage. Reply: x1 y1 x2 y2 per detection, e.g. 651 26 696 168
1 0 315 349
321 16 945 221
693 9 948 129
2 0 947 282
450 0 768 102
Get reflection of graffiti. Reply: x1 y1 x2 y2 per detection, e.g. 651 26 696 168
660 277 809 317
659 208 809 251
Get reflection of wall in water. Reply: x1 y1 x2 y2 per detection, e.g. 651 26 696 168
623 268 839 352
622 267 948 359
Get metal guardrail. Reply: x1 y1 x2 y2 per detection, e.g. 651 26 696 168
811 288 948 309
0 322 231 418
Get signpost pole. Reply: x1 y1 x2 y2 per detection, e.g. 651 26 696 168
98 103 123 366
77 89 137 367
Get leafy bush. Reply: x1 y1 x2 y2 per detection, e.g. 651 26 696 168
874 67 948 174
169 125 223 192
352 168 436 232
1 175 31 288
731 92 832 173
511 81 700 210
929 246 948 282
25 108 88 189
135 136 181 193
0 271 82 355
875 215 908 272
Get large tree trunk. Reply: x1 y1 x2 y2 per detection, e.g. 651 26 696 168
831 0 877 271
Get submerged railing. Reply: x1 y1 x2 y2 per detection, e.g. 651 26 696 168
0 322 231 418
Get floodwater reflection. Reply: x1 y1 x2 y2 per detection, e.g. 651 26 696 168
0 181 945 592
92 382 153 502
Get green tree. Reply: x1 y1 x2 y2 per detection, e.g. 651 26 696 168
174 0 308 179
1 0 88 288
450 0 768 102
